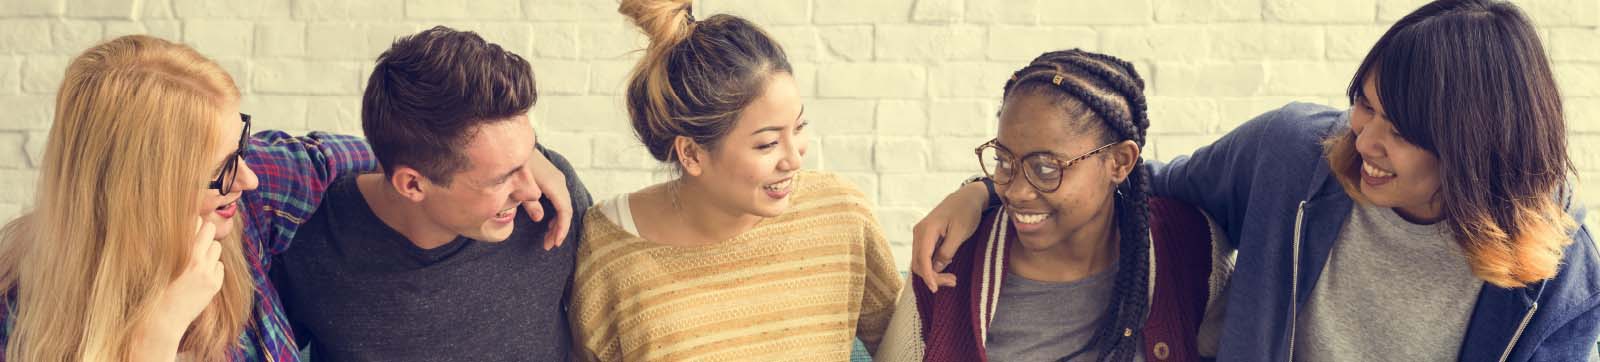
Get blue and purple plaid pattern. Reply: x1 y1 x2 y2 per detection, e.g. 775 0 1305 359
237 131 377 361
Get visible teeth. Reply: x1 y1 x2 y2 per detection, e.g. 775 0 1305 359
1362 161 1395 178
763 179 792 192
1012 212 1048 224
496 207 515 218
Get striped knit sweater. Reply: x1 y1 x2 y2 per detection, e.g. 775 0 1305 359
570 171 902 362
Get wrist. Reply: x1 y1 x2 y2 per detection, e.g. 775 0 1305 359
136 311 185 349
133 322 182 361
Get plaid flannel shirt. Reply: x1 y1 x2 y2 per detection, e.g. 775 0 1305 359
235 131 377 361
0 131 376 362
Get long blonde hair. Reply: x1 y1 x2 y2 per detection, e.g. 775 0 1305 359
0 35 254 361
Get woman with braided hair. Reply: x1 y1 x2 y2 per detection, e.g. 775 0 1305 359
909 1 1600 361
876 49 1228 362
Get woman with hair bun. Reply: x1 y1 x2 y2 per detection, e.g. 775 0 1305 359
567 1 901 361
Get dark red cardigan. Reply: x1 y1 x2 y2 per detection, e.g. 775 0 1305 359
909 196 1218 362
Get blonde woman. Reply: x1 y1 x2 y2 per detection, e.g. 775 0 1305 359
0 35 381 361
0 35 579 361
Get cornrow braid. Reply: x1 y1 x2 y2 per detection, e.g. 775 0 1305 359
1002 49 1153 362
1052 55 1148 143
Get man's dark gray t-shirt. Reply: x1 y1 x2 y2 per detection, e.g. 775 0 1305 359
272 148 590 362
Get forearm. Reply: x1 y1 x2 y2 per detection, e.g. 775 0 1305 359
305 132 379 178
954 178 995 210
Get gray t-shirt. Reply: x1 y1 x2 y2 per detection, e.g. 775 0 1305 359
1294 203 1482 361
272 148 592 362
986 263 1142 362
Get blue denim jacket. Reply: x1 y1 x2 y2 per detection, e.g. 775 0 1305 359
1152 102 1600 362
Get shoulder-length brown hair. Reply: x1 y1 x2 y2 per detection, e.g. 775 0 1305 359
1325 0 1575 288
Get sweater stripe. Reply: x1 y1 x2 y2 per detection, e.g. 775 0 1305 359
571 171 901 361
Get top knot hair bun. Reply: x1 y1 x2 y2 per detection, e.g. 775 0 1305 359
619 0 695 50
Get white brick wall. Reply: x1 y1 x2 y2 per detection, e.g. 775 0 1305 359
2 0 1598 272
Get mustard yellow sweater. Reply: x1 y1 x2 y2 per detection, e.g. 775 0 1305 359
570 171 902 361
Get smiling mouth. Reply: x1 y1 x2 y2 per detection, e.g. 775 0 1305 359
763 178 793 192
1011 210 1050 224
494 206 516 219
1362 161 1396 178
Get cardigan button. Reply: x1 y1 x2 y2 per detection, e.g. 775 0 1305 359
1153 341 1170 360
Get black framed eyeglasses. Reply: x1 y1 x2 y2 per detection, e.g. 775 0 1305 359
974 139 1117 193
208 113 251 195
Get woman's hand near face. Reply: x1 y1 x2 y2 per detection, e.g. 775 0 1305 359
136 217 225 361
910 181 991 293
